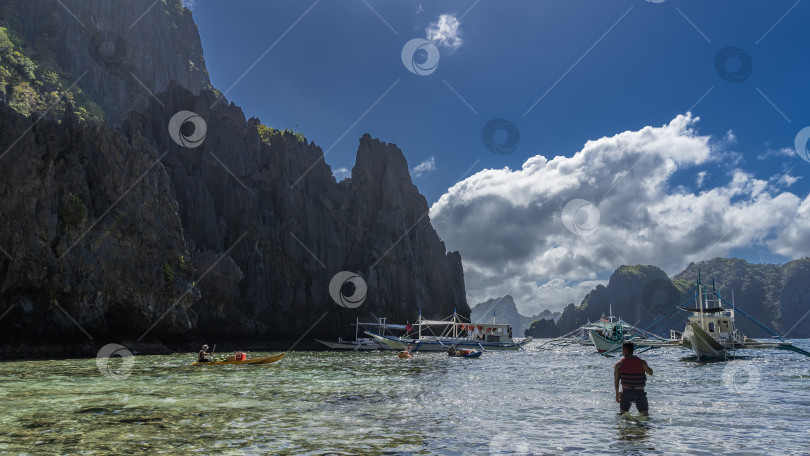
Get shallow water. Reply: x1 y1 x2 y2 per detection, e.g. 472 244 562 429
1 341 809 455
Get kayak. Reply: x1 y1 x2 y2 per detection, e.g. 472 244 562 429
449 349 482 358
191 352 285 366
398 351 414 359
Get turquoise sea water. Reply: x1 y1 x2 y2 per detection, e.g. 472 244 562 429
1 340 809 455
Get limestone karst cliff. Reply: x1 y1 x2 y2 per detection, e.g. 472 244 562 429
0 0 468 354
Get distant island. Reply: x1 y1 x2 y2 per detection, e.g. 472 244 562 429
521 257 810 339
470 295 559 338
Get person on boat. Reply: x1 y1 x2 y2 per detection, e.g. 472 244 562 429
198 344 213 363
614 341 653 416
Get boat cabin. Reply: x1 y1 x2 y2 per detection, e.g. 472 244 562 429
413 313 515 343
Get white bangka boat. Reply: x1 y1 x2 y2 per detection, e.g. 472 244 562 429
315 318 403 351
587 314 631 353
366 312 532 352
539 306 679 354
635 274 810 361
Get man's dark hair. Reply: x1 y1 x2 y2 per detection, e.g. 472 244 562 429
623 341 635 354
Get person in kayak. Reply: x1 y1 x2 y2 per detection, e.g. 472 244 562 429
614 341 653 416
198 344 213 363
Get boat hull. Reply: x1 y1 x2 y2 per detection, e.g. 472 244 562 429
683 322 727 361
191 353 285 366
588 331 622 353
315 339 393 350
366 332 530 351
450 350 482 358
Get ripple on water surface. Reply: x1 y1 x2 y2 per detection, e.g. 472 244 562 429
1 342 809 455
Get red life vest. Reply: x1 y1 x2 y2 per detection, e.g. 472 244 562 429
618 356 646 388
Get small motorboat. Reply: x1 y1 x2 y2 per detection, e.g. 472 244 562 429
448 348 482 358
191 352 285 366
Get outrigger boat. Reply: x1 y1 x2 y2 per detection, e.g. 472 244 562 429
587 309 679 353
632 274 810 361
367 311 532 352
191 352 285 366
539 306 679 354
315 318 402 350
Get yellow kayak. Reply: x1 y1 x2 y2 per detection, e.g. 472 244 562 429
191 352 285 366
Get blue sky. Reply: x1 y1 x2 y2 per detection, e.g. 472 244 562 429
189 0 810 312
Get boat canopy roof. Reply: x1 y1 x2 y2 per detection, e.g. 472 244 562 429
680 306 726 313
356 322 409 330
418 318 509 328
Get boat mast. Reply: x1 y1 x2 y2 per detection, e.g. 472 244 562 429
731 289 735 321
418 308 422 339
698 271 706 330
355 317 359 341
453 309 458 338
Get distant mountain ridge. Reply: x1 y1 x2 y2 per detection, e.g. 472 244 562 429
470 295 560 338
525 258 810 339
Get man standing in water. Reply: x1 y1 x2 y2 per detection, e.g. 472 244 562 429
614 341 653 415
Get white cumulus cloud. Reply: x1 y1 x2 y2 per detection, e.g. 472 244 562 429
411 156 436 178
430 114 808 314
426 14 462 50
332 167 350 181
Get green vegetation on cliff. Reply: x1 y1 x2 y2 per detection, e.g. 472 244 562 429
0 25 104 122
257 123 307 144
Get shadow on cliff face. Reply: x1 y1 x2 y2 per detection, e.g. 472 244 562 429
0 82 469 354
